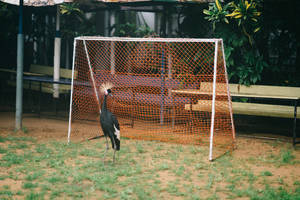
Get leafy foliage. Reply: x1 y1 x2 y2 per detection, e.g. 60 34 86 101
204 0 268 85
112 22 155 37
60 3 96 39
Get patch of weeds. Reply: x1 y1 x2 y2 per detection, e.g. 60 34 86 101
189 146 202 154
134 185 152 200
25 171 45 181
0 190 13 198
35 144 52 154
215 153 233 168
25 191 44 200
175 145 183 152
22 182 38 189
72 171 89 184
0 146 7 154
294 181 300 186
195 162 208 170
0 152 25 167
184 172 192 181
2 185 10 190
173 165 185 176
207 192 219 200
183 156 195 165
206 173 215 189
260 170 273 177
6 136 34 142
50 190 63 199
22 127 29 134
0 135 6 142
280 150 295 164
40 183 51 192
158 162 170 170
155 144 163 151
0 175 8 180
166 182 185 197
277 177 284 185
226 184 235 192
169 152 179 161
136 143 146 153
9 142 29 150
258 185 299 200
96 185 117 198
47 175 67 184
80 148 98 157
120 187 134 199
47 158 65 168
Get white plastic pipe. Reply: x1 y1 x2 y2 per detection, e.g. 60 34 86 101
67 39 77 144
83 40 101 114
209 41 219 161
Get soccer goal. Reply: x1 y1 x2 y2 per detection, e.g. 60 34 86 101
67 37 235 161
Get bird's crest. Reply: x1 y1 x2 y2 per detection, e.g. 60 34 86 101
100 82 114 94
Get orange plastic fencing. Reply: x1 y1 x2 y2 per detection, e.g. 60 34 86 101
68 37 235 160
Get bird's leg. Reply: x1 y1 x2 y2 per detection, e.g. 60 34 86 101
111 137 117 164
103 136 109 161
113 149 116 164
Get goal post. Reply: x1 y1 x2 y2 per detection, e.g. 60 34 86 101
68 37 236 160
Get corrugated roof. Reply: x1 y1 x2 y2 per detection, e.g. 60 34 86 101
0 0 72 6
0 0 212 7
96 0 213 2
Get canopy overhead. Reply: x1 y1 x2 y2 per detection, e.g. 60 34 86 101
0 0 72 6
0 0 212 7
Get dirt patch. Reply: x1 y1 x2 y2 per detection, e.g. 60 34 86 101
1 112 300 199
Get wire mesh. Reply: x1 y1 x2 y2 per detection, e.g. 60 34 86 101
69 37 235 159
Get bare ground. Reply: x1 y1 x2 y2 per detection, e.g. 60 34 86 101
0 112 300 199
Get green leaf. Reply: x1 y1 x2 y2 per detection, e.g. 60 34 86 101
203 9 211 15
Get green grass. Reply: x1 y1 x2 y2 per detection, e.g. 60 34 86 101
0 133 300 200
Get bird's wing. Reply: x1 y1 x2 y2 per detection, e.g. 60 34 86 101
111 114 120 130
111 114 120 140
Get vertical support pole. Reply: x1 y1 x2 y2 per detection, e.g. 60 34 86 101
221 40 236 145
160 48 165 125
67 39 77 144
104 10 110 36
38 82 41 118
83 40 101 114
15 0 24 131
209 41 219 161
293 99 298 147
110 41 115 74
53 5 61 98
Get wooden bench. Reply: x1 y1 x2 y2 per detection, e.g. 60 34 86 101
94 71 185 126
6 64 77 94
176 82 300 145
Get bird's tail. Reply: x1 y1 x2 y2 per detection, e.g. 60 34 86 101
110 135 120 151
115 138 120 151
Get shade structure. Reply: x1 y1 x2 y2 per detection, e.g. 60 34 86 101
0 0 69 130
0 0 70 6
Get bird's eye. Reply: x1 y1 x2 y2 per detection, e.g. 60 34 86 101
107 89 112 93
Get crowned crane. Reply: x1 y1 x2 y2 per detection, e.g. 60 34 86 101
100 83 120 163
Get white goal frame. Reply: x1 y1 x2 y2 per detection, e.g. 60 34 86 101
67 36 236 161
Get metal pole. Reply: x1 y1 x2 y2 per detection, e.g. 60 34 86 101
53 5 61 98
293 99 298 147
160 49 165 125
15 0 24 130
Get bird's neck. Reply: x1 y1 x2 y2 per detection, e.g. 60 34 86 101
102 95 108 112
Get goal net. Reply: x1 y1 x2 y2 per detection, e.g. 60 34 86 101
68 37 235 160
